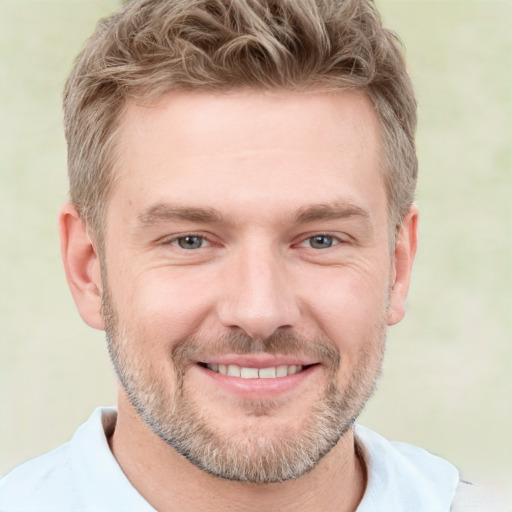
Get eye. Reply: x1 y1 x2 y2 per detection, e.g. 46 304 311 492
307 235 338 249
174 235 208 250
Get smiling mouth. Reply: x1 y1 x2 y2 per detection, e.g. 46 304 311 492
198 363 315 379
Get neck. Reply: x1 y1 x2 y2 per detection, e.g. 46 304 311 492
110 394 366 512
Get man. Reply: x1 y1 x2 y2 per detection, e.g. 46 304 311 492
0 0 497 511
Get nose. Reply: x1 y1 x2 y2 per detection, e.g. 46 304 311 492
216 243 300 339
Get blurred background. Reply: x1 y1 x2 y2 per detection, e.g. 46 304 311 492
1 0 510 504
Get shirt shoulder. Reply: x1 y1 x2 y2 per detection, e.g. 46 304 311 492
355 425 460 511
0 407 155 512
0 443 83 512
451 480 507 512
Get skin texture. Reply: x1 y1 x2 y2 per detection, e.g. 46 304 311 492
59 90 418 512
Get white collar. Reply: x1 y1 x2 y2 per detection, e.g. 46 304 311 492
355 424 459 511
70 407 156 511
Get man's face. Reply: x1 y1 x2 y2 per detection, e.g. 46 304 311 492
100 90 403 483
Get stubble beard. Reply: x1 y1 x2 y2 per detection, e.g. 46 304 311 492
102 283 387 484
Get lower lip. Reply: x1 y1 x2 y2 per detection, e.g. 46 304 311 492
192 364 320 400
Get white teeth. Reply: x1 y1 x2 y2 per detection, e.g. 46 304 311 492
227 364 241 377
258 367 276 379
276 365 288 377
241 367 259 379
206 363 304 378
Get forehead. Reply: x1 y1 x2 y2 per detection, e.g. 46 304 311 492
120 88 380 156
111 89 385 224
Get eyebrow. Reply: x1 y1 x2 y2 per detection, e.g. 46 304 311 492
136 200 371 229
292 201 371 224
137 204 229 227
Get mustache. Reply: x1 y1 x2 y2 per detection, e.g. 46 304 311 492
171 330 341 370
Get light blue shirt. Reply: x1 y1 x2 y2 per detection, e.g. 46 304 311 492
0 407 465 511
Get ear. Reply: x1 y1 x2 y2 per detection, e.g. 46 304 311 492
387 204 419 326
58 203 105 330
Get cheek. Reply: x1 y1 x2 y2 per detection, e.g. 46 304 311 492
110 267 217 345
300 261 391 348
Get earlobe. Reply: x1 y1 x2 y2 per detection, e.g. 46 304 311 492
58 203 105 330
387 204 419 326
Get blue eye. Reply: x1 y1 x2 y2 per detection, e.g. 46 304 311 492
308 235 336 249
176 235 205 249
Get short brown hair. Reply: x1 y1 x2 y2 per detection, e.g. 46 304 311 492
64 0 417 248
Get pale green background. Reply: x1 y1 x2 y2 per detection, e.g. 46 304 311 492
1 0 511 504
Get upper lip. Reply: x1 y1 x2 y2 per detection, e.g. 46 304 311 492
197 354 319 368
